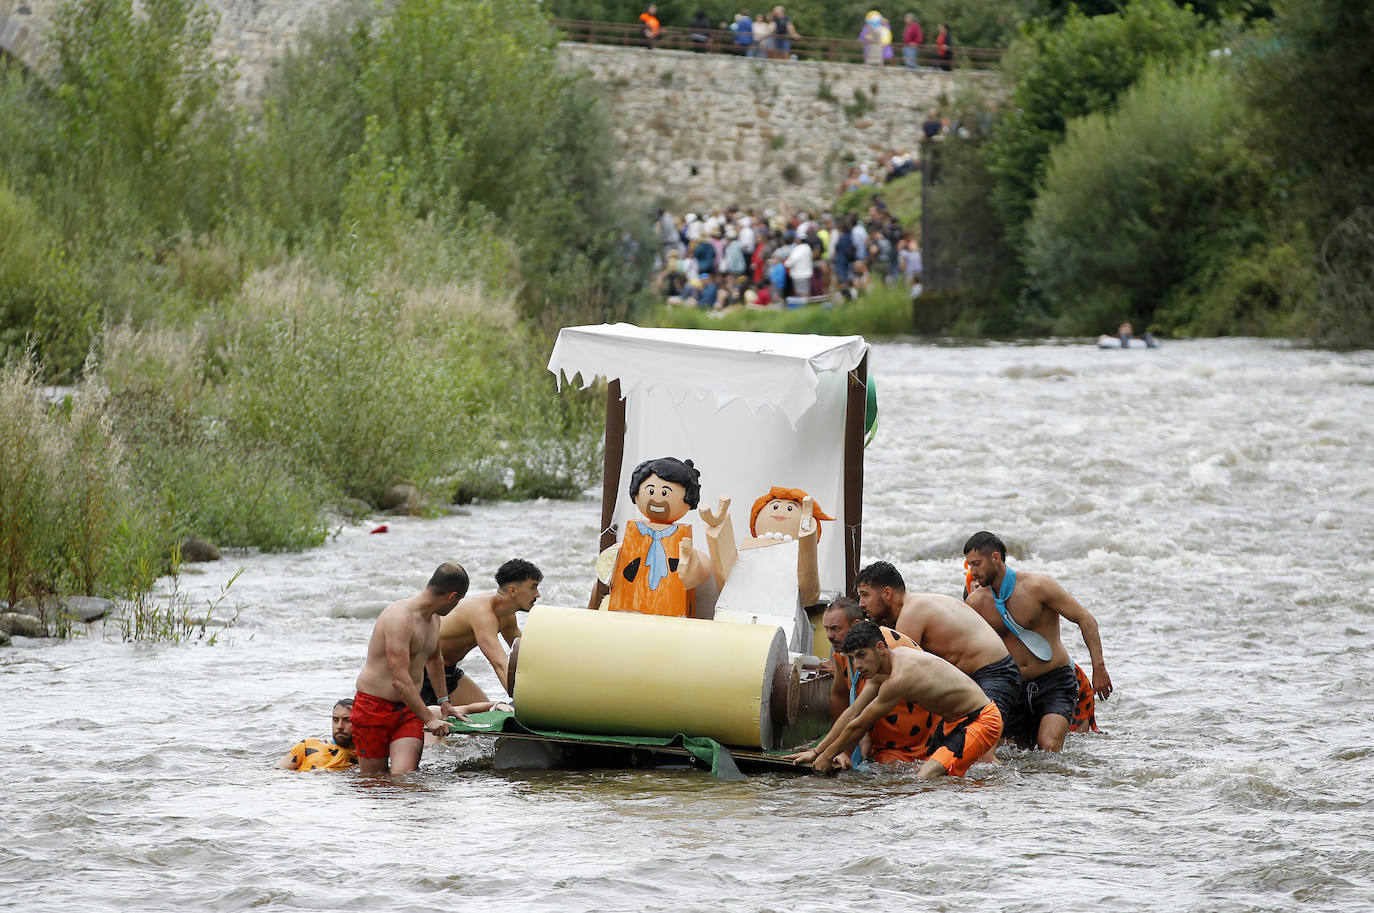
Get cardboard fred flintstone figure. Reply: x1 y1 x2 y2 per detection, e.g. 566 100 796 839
603 457 712 617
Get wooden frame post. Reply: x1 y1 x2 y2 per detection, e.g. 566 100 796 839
842 352 868 597
588 379 626 610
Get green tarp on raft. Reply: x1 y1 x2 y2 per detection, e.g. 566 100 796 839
445 710 800 780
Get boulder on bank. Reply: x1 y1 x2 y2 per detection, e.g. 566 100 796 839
380 484 425 515
0 629 10 647
1 612 47 638
61 596 115 623
338 497 373 521
12 596 51 618
180 536 222 563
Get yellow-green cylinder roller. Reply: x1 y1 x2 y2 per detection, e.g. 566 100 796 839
511 605 792 749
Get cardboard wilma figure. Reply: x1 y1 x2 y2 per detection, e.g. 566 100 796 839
604 457 712 617
701 486 834 652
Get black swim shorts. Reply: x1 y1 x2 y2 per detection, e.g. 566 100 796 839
1002 664 1077 748
971 654 1023 719
419 663 467 705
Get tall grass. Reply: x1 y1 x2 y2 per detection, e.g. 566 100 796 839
0 354 166 614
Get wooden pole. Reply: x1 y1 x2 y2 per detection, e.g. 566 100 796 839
842 352 868 596
588 379 626 610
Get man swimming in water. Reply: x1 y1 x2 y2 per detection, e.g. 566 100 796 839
424 558 542 704
277 698 357 771
855 561 1023 733
789 621 1003 778
963 531 1112 752
351 562 469 774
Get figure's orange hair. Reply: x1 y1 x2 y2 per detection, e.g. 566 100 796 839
749 486 835 540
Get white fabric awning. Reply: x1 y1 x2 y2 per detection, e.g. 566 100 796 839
547 324 869 427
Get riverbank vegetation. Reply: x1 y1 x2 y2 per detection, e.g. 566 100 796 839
0 0 634 614
920 0 1373 346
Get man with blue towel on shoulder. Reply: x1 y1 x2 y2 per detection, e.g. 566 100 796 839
963 531 1113 752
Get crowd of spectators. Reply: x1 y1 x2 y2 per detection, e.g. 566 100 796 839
637 5 954 68
651 175 923 312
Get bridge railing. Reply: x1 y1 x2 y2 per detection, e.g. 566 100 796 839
551 18 1003 71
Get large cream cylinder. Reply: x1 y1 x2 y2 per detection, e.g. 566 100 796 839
512 605 789 749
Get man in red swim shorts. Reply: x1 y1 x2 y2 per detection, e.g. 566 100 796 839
351 562 470 774
788 620 1002 779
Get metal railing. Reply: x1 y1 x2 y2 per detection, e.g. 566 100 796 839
551 18 1003 71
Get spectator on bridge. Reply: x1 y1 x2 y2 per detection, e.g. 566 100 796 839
751 11 773 58
902 13 923 69
935 23 953 70
639 4 662 49
690 10 712 52
860 11 885 66
769 6 797 59
729 11 754 55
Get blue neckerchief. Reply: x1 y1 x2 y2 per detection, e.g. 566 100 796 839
846 660 868 771
635 521 679 590
994 568 1053 661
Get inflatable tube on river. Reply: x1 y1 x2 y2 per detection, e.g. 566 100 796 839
509 605 797 749
1097 334 1159 349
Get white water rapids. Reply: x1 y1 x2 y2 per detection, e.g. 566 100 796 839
3 338 1372 912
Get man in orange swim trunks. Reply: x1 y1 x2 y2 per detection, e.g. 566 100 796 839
350 562 470 774
789 620 1002 779
821 598 937 766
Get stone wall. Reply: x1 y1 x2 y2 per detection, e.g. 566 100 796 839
558 43 996 211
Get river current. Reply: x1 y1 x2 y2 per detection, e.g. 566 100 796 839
3 338 1372 912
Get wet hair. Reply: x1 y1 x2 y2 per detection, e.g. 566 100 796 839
963 531 1007 560
826 596 864 624
426 561 470 598
496 557 543 588
841 619 884 653
628 457 702 509
334 698 354 710
854 560 905 593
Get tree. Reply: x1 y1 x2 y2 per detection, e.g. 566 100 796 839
986 0 1214 251
1026 64 1267 334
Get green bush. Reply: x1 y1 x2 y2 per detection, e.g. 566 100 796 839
1026 64 1268 334
835 172 922 232
643 284 912 337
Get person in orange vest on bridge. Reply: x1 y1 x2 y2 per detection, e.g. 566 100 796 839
639 4 662 48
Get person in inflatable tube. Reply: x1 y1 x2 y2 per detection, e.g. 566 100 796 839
606 457 712 618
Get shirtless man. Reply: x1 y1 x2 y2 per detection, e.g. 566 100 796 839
963 531 1112 752
789 621 1003 779
855 561 1023 728
821 597 936 766
350 562 469 774
423 558 542 704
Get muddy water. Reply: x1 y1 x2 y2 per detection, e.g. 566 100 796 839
3 338 1372 912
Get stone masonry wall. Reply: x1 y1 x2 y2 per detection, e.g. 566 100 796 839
558 43 996 211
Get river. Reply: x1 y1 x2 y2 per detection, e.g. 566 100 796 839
3 337 1372 912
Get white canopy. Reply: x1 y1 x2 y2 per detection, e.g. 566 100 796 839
547 324 868 427
548 324 869 602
